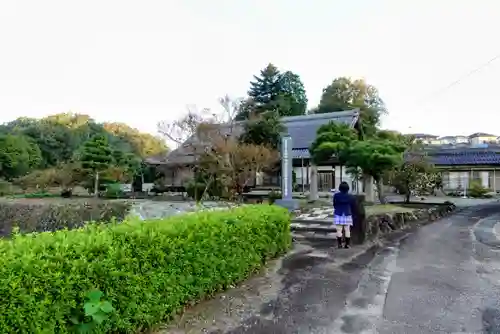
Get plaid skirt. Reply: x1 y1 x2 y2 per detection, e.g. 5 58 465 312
334 214 353 226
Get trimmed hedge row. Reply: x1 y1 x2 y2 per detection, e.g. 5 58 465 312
0 205 291 333
0 199 131 237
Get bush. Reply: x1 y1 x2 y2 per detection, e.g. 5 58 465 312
268 190 282 204
185 181 207 201
0 179 14 196
185 179 224 201
12 191 58 199
0 205 291 333
103 183 124 199
468 181 489 198
60 188 73 198
0 199 131 236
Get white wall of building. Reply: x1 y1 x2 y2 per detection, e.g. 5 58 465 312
471 136 497 145
443 170 497 191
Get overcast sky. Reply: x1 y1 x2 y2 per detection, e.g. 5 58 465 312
1 0 499 137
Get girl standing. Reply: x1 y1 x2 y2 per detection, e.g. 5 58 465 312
333 181 353 248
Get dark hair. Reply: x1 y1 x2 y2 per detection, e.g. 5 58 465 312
338 181 350 193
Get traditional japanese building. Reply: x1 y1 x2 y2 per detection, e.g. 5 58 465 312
146 110 500 198
146 109 373 197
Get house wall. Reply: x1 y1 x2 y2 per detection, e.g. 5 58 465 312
471 136 497 145
157 165 194 186
291 163 365 192
441 169 500 192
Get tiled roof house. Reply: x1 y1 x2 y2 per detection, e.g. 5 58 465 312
147 109 360 166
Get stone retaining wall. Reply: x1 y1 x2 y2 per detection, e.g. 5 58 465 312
359 202 456 243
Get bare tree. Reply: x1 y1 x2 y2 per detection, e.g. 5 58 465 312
197 97 279 200
157 105 212 148
157 96 278 201
157 95 241 147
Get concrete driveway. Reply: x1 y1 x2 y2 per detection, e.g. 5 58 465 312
162 201 500 333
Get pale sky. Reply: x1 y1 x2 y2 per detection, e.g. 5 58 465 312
1 0 499 139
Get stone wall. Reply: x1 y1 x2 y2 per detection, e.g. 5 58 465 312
359 202 456 243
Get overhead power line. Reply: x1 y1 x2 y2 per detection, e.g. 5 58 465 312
416 52 500 106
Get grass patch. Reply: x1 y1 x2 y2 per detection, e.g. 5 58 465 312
365 204 415 216
297 199 415 216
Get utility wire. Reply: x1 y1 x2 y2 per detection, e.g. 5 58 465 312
415 53 500 106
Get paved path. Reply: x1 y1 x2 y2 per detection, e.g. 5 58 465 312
205 203 500 334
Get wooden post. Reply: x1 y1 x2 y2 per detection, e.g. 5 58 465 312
309 164 319 201
301 158 305 193
306 161 310 190
494 169 497 192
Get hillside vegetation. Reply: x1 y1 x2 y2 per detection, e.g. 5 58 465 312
0 112 167 196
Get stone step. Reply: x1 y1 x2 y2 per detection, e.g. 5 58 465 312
292 218 333 226
292 231 338 242
291 222 337 233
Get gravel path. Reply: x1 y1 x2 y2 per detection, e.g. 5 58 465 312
128 200 238 220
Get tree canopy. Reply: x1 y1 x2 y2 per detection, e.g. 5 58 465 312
239 111 284 150
310 123 406 202
386 135 440 202
0 134 42 180
316 77 387 137
309 122 358 165
236 63 307 120
0 112 168 185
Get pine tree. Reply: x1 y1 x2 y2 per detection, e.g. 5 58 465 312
280 71 308 116
238 63 307 120
79 135 114 195
248 63 283 109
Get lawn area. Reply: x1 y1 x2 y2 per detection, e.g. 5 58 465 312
365 204 415 216
297 198 415 216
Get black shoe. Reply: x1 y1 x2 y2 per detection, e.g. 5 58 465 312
344 237 350 249
337 237 343 249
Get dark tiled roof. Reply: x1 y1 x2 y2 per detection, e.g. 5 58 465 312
409 133 438 139
423 144 500 153
469 132 496 138
428 151 500 165
149 110 359 165
284 110 359 149
292 148 310 159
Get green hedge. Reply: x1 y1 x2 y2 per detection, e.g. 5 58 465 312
0 205 291 333
0 199 131 237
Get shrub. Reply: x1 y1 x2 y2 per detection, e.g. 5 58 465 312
60 189 73 198
0 199 131 236
468 181 489 198
0 179 14 196
185 181 207 201
0 205 291 333
103 183 124 199
12 191 58 199
268 190 282 204
185 179 224 201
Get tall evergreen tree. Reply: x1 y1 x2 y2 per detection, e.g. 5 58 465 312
79 135 114 195
280 70 308 116
248 63 282 108
236 63 308 120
